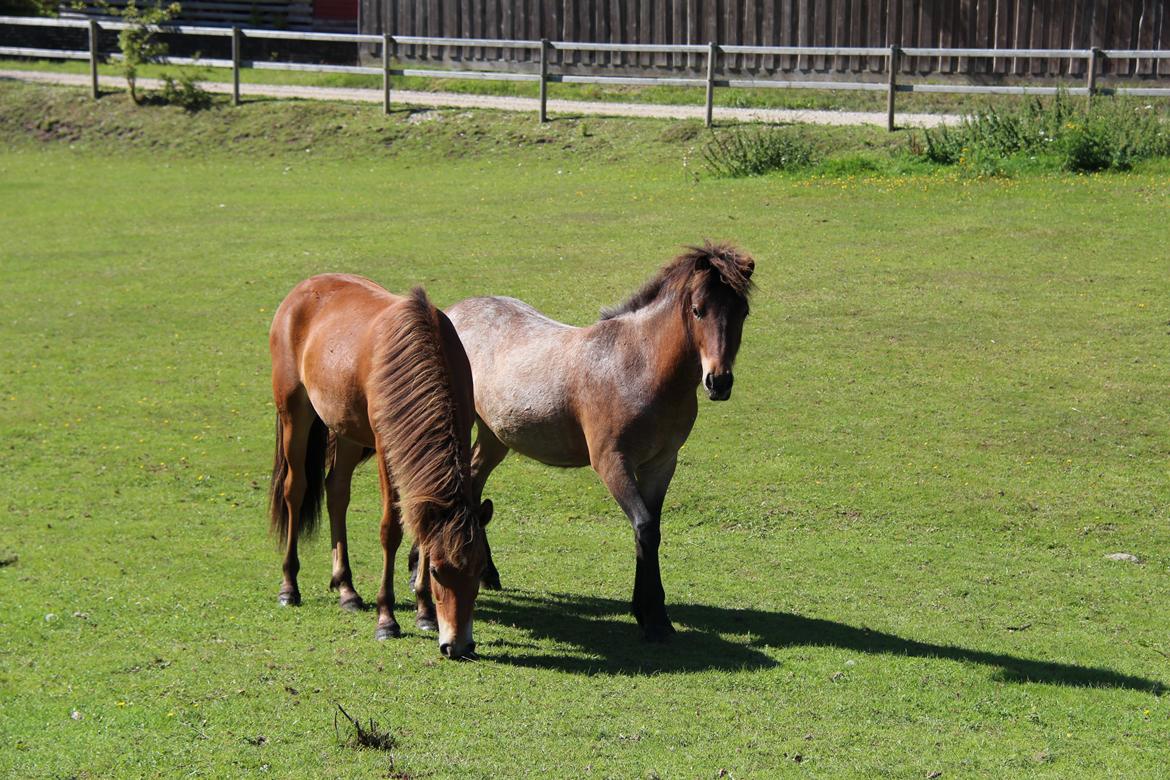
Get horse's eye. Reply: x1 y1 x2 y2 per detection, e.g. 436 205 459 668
429 565 439 577
692 305 704 319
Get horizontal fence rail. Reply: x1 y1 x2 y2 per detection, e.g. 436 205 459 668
2 15 1169 129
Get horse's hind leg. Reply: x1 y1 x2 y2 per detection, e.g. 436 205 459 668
276 393 315 607
326 436 367 612
374 450 403 640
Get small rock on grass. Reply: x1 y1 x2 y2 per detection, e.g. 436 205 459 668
1104 552 1141 563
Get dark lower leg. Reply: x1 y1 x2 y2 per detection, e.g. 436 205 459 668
480 534 501 591
407 542 438 631
279 538 301 606
632 527 674 639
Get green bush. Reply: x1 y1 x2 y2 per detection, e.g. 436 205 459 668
159 68 212 112
702 126 818 177
919 92 1170 174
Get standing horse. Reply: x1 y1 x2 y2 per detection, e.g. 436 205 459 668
268 274 492 659
442 242 754 641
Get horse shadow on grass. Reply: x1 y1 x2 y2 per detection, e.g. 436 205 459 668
474 590 1164 692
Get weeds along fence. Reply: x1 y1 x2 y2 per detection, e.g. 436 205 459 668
3 14 1170 129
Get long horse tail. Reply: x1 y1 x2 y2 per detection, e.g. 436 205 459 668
268 411 329 547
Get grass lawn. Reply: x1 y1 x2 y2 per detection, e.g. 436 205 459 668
1 83 1168 778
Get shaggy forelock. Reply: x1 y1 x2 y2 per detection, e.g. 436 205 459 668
600 240 755 320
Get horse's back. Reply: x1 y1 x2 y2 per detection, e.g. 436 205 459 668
446 296 592 466
271 274 398 350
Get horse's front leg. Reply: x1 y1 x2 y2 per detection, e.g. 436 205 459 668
594 450 676 641
470 420 509 590
408 418 509 595
374 453 403 640
409 543 438 633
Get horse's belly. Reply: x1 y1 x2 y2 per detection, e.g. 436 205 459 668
484 403 590 468
305 385 375 446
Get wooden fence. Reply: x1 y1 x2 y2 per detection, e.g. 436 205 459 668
362 0 1170 79
3 14 1169 132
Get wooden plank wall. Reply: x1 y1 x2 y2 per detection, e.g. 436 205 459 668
361 1 1169 78
70 0 316 30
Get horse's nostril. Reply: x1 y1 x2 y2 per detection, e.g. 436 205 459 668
704 373 714 390
439 643 452 657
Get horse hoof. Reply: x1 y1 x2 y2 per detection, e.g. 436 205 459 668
374 623 401 641
278 592 301 607
643 623 676 643
339 596 364 612
416 616 438 633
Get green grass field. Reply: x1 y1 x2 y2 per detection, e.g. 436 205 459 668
1 83 1168 778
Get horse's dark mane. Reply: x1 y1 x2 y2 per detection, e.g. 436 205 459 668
369 287 480 567
599 241 755 320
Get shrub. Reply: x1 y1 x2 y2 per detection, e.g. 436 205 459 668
702 126 817 178
919 92 1170 174
91 0 181 104
159 68 212 112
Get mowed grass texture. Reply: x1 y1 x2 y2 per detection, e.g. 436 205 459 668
1 88 1169 778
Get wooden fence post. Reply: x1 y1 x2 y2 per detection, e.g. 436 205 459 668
705 41 716 128
231 26 241 106
383 33 392 114
539 38 549 123
87 19 99 100
1086 47 1099 107
886 45 899 131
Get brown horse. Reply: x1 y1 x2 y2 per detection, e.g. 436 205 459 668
440 242 754 641
268 274 492 659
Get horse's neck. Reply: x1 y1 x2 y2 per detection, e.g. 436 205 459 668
624 295 701 398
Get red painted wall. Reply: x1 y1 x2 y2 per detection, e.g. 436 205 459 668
314 0 356 22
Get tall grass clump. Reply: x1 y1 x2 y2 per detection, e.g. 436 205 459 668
702 126 818 177
921 92 1170 173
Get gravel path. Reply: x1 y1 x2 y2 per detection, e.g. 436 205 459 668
1 68 962 128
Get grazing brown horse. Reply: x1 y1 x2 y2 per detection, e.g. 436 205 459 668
441 242 754 641
268 274 492 659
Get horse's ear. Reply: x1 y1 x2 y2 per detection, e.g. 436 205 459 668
479 499 494 527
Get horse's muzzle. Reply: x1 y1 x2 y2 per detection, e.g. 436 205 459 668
704 372 734 401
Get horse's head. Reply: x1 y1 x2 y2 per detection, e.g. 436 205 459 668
684 242 755 401
418 499 493 659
